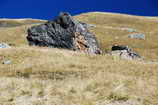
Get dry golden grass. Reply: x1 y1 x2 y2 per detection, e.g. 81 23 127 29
0 12 158 105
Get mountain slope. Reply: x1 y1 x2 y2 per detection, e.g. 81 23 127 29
0 12 158 105
75 12 158 60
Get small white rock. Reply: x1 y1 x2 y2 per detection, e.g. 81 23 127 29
0 43 11 48
3 60 12 65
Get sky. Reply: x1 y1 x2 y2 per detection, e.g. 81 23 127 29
0 0 158 19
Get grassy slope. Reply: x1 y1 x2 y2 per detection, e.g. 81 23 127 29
0 12 158 105
75 12 158 60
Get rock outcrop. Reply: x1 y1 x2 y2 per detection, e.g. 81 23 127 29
111 45 141 60
27 12 102 54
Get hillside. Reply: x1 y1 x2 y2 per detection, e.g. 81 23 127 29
75 12 158 61
0 12 158 105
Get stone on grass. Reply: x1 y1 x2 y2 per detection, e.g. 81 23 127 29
79 22 96 29
0 43 11 48
128 33 145 40
121 28 137 32
87 24 96 28
111 45 141 60
3 60 12 65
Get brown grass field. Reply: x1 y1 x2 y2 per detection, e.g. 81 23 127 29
0 12 158 105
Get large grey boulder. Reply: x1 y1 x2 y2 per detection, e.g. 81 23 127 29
27 12 101 54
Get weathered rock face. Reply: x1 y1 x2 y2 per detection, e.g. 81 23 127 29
111 45 141 60
27 12 102 54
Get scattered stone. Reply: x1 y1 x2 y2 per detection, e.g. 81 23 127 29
111 45 141 60
80 22 96 29
27 12 102 54
3 60 12 65
127 28 137 32
112 45 130 51
128 33 145 40
87 24 96 28
121 28 137 32
0 43 11 48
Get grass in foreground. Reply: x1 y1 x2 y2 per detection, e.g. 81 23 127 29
0 47 158 105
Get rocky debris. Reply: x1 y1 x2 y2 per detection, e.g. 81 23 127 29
121 27 137 32
0 43 11 48
84 23 96 28
128 33 145 40
87 24 96 28
2 60 12 65
111 45 141 60
79 22 96 29
112 45 130 51
27 12 101 54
